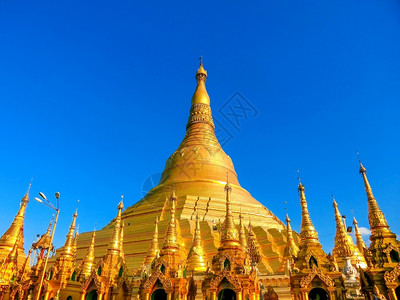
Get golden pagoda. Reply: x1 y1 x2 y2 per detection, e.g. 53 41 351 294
2 61 400 300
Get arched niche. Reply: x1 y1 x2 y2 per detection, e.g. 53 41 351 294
151 289 167 300
86 290 98 300
309 287 329 300
217 289 236 300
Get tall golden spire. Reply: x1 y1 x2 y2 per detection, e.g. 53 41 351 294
0 186 30 253
359 163 395 238
332 199 353 258
60 209 78 258
162 191 179 251
239 211 247 250
353 216 367 253
186 213 206 272
220 179 240 249
143 217 159 265
107 200 124 256
284 214 299 258
81 230 96 278
298 182 319 245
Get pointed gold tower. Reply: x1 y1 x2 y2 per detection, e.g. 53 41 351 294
143 217 159 265
161 191 179 253
284 214 299 258
359 163 399 266
220 180 240 250
0 187 30 266
296 182 329 270
55 209 78 286
239 211 247 250
107 200 124 257
353 216 367 254
359 163 397 241
80 230 96 279
332 199 366 268
298 183 319 245
186 213 206 272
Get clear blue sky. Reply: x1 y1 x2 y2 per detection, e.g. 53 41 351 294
0 1 399 254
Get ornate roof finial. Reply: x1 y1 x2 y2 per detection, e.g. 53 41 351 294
284 213 299 257
332 197 353 259
239 208 247 250
353 216 367 253
162 191 179 251
298 180 320 246
59 208 78 258
0 186 31 254
81 229 96 278
187 211 206 271
144 217 160 265
107 199 124 255
191 58 210 105
358 161 394 238
220 179 240 249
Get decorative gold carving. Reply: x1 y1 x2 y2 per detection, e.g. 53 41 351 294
384 261 400 283
299 266 335 288
142 269 172 292
209 268 241 289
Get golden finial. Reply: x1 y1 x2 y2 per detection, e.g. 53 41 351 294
353 216 367 253
81 229 96 278
162 191 179 251
332 196 353 259
187 212 206 271
283 213 299 259
144 216 159 265
220 179 240 249
0 186 31 253
107 199 124 255
191 57 210 105
298 180 319 245
239 208 247 250
60 208 78 258
357 161 394 238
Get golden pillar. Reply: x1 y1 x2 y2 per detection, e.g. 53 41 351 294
97 293 103 300
43 292 50 300
143 292 149 300
211 291 216 300
236 291 242 300
387 287 398 300
80 292 86 300
327 288 336 300
166 292 172 300
300 289 309 300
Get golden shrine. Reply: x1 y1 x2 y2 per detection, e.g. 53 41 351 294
1 61 400 300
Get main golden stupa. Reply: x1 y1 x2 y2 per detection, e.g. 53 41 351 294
1 61 400 300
